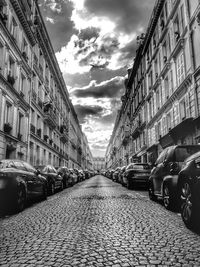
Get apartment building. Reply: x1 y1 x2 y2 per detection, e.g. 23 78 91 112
105 0 200 168
0 0 93 169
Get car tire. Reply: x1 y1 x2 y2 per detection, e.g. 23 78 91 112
148 182 156 201
16 186 26 212
163 183 175 210
180 180 195 229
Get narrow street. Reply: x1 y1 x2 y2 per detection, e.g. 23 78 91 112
0 175 200 267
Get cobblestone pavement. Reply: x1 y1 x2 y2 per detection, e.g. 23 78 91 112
1 175 200 267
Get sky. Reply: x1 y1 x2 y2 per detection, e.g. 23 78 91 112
39 0 156 157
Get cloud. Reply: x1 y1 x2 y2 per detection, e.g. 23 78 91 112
84 0 155 34
40 0 77 52
74 104 104 123
72 76 125 99
91 144 108 150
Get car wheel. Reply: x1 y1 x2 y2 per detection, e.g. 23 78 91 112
16 186 26 212
163 183 175 210
180 180 195 229
148 182 156 201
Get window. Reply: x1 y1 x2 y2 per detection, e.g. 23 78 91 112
8 56 15 77
20 74 26 97
156 89 160 110
180 5 185 32
174 15 180 42
18 113 23 136
176 52 185 86
10 17 17 40
180 99 186 120
164 75 169 100
5 102 12 123
0 42 4 72
167 112 171 130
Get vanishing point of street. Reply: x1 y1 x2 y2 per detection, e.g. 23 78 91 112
0 175 200 267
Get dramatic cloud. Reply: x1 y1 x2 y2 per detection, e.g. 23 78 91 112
72 76 125 99
40 0 77 52
40 0 156 156
84 0 155 34
74 104 104 123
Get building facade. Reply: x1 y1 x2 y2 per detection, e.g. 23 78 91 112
105 0 200 168
0 0 93 170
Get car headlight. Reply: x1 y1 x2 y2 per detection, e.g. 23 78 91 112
0 179 7 189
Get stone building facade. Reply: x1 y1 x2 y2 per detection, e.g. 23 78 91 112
0 0 93 170
106 0 200 168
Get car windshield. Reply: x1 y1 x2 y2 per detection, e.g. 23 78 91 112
0 161 14 169
175 146 200 162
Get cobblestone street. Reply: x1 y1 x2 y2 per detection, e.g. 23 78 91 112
1 175 200 266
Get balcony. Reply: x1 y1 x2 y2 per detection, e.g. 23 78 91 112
131 120 145 139
44 109 57 129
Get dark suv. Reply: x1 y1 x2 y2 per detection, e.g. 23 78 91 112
148 145 200 210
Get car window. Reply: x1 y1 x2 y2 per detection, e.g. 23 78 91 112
0 161 15 169
175 146 200 162
13 161 26 171
51 167 57 173
23 162 36 173
156 149 168 164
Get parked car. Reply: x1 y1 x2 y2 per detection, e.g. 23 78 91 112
178 151 200 229
148 145 200 210
69 169 78 184
123 163 151 189
0 159 47 213
35 165 63 195
118 166 126 185
57 166 73 188
113 167 121 182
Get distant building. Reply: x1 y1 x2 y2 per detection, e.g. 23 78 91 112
93 157 105 172
0 0 93 169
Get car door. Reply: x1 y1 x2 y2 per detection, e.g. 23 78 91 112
14 161 35 197
152 149 168 195
24 162 43 196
